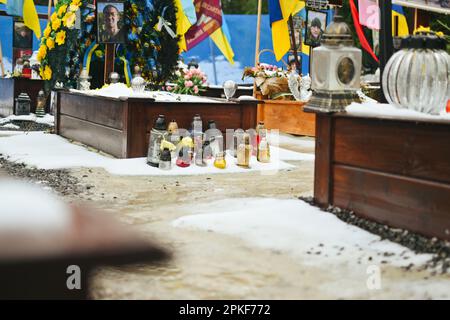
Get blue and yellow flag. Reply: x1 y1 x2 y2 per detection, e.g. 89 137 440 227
5 0 41 39
268 0 304 61
176 0 235 64
392 5 409 36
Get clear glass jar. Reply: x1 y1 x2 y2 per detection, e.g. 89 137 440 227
382 33 450 115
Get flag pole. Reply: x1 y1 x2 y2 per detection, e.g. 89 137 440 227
254 0 262 66
0 39 5 77
209 38 218 85
379 0 393 103
253 0 262 97
48 0 52 22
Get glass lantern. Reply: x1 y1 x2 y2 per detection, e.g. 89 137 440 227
382 32 450 115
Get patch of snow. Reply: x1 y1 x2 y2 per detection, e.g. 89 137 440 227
0 132 312 176
346 102 450 122
173 198 433 269
1 123 20 129
0 179 72 233
35 114 55 126
0 131 28 136
0 113 54 126
70 84 221 103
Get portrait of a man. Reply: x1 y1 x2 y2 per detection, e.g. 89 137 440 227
13 22 33 49
97 2 126 43
289 14 304 52
305 10 327 48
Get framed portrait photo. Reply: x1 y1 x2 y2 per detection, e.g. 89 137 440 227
13 20 33 49
304 10 328 48
288 14 305 52
97 1 126 44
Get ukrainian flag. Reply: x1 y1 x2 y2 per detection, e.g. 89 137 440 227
269 0 304 61
176 0 235 64
4 0 41 38
392 5 409 36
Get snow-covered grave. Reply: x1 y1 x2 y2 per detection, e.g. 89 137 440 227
173 198 433 269
0 113 55 128
346 102 450 121
0 132 313 176
70 83 221 102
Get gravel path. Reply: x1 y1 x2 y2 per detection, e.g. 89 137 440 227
0 120 53 132
300 196 450 274
0 156 85 198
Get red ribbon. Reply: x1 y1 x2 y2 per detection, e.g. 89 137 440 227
349 0 379 63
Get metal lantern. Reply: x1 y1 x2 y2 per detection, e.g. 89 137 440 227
147 115 168 167
15 93 31 116
306 15 362 113
382 32 450 115
35 90 46 118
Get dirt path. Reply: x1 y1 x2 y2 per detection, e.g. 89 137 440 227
61 138 449 300
2 131 448 299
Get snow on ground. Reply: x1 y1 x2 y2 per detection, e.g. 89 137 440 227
0 179 72 233
1 123 20 130
0 132 312 176
0 131 28 136
346 102 450 121
173 198 433 269
70 84 220 103
0 114 54 126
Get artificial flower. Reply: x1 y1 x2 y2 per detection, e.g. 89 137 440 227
57 4 68 17
63 11 76 28
41 65 52 80
69 4 79 12
37 45 47 61
55 30 66 46
52 18 61 31
43 26 51 38
46 37 55 50
50 12 58 23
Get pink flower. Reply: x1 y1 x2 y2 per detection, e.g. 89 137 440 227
194 85 199 94
184 74 191 80
166 85 173 91
185 80 193 88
